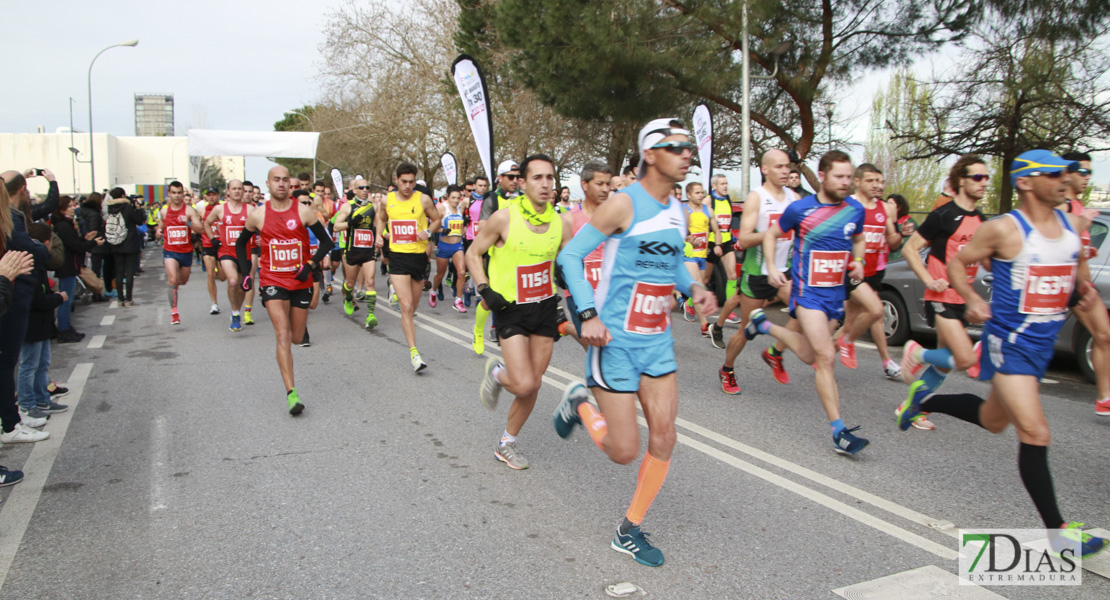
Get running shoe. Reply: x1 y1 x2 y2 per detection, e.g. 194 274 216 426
463 284 473 308
762 348 790 384
967 340 982 379
832 426 869 456
1096 397 1110 416
287 389 304 415
321 290 331 303
411 349 428 373
683 302 695 322
724 312 741 324
744 308 768 341
0 466 24 487
910 414 935 431
300 328 311 347
344 298 356 316
39 402 68 414
429 291 438 308
900 340 924 384
1050 522 1109 559
454 298 466 313
48 383 68 398
210 303 220 315
472 325 485 355
708 322 725 348
20 407 49 420
612 526 664 567
170 312 181 326
494 441 529 470
365 311 378 330
243 310 254 326
354 290 366 301
480 358 504 410
488 326 498 342
0 423 49 443
20 414 47 428
883 359 902 380
230 314 242 332
554 382 588 438
700 323 710 337
895 380 928 431
719 368 740 395
391 294 400 310
837 337 858 369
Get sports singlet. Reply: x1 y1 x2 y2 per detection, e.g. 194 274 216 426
218 202 250 260
1065 198 1095 260
466 196 483 239
593 182 687 347
488 202 562 303
986 209 1080 343
344 201 376 252
441 206 465 239
917 201 983 304
742 186 797 276
778 194 864 297
712 196 733 243
258 201 312 291
200 202 219 248
683 203 712 258
859 198 890 277
570 205 605 290
162 203 193 253
385 191 429 254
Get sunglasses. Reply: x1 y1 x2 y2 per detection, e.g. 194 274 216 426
961 174 991 182
1076 168 1093 176
356 186 371 190
502 174 519 181
300 200 312 205
650 141 695 154
1026 170 1065 179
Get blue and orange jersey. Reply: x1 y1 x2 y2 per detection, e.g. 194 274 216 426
778 194 865 294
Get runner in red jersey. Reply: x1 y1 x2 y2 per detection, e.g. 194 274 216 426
559 159 612 349
198 188 226 316
155 181 206 326
204 179 254 332
1061 151 1110 415
235 167 334 415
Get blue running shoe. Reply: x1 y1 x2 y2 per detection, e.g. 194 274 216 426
745 308 769 341
833 426 869 456
895 380 929 431
554 383 587 438
464 284 473 307
611 526 664 567
1050 522 1110 559
229 315 242 332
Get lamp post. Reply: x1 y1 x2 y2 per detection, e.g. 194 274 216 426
283 110 317 181
740 1 792 196
88 39 139 194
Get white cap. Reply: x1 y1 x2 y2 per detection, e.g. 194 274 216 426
497 160 519 177
636 118 691 176
416 179 427 187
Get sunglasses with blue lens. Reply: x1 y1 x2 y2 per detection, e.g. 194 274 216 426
650 141 695 154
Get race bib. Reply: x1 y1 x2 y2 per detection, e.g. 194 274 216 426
1019 264 1075 315
716 213 731 230
473 221 481 234
447 219 464 236
624 282 675 335
956 243 979 280
584 259 602 290
225 225 244 244
165 225 189 246
268 239 303 272
690 232 708 252
768 213 793 241
390 220 418 244
807 250 849 287
863 224 886 253
310 244 319 256
352 228 375 248
515 261 553 304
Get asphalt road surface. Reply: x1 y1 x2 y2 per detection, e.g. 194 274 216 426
0 246 1106 599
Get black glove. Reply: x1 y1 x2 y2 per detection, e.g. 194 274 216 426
294 261 314 282
478 284 512 312
211 239 221 253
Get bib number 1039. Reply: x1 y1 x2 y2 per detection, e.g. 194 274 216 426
624 282 675 335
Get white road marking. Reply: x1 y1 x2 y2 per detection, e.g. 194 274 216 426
157 306 166 325
0 363 92 592
109 300 119 309
149 416 169 513
832 565 1005 599
100 315 115 326
87 335 106 349
855 340 878 350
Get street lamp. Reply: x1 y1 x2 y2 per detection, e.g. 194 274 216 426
740 2 792 196
88 39 138 194
283 110 317 181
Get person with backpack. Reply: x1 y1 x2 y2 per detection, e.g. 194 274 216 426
105 187 145 307
51 196 103 343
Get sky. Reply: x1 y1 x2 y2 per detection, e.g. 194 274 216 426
5 1 1107 195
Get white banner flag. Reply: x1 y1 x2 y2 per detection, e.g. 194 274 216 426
330 168 344 198
692 104 713 192
451 55 495 184
441 152 458 186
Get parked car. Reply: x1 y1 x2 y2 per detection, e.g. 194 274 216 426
877 210 1110 383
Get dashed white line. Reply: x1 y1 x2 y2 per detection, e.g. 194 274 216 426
86 335 106 349
109 300 119 309
100 315 115 326
149 416 169 513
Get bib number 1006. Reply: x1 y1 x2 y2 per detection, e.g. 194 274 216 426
624 281 675 335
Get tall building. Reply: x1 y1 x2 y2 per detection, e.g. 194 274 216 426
134 94 174 136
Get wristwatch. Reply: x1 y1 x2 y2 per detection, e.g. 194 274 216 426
577 307 598 322
477 283 490 294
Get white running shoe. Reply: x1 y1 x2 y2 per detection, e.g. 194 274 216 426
883 359 902 380
210 303 220 315
0 423 50 443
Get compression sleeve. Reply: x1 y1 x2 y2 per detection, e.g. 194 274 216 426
309 221 334 264
236 228 257 276
557 223 608 312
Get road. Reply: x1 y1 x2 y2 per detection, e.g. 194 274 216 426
0 245 1106 599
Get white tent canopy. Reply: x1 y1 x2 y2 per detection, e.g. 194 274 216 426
187 129 319 159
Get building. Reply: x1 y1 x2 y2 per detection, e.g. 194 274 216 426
134 94 174 137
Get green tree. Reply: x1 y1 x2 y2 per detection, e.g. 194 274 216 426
272 106 317 176
197 157 228 192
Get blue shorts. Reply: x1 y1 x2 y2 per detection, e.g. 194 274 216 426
789 289 845 322
978 329 1055 381
163 250 193 268
436 240 463 260
684 256 706 270
586 341 677 393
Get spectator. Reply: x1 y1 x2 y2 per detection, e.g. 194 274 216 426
19 222 68 424
52 195 104 342
788 168 810 198
80 192 111 300
105 187 146 306
888 193 917 237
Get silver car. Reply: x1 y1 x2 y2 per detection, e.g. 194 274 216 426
877 210 1110 383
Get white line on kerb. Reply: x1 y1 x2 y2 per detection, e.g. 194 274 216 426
0 363 93 592
149 417 168 513
86 335 106 349
100 315 115 326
